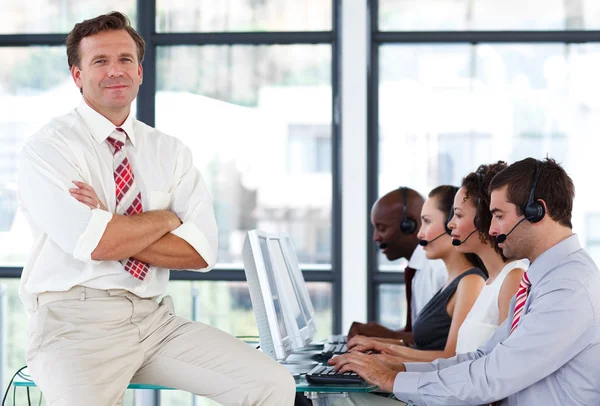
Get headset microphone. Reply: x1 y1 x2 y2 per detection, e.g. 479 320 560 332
495 217 528 244
419 232 447 247
452 230 477 246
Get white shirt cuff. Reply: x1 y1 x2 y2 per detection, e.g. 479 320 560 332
72 209 113 264
171 221 216 271
393 372 423 405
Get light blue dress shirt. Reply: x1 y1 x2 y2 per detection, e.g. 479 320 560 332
394 234 600 406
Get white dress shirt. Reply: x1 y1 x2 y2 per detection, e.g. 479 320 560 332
18 101 218 311
408 245 448 322
455 260 526 353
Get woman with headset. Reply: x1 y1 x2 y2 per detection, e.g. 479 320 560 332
448 162 526 353
345 185 487 362
345 163 526 366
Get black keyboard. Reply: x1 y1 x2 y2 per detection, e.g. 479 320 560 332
328 334 347 344
321 343 347 358
306 365 364 385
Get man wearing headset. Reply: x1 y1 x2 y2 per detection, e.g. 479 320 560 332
331 157 600 406
347 187 447 342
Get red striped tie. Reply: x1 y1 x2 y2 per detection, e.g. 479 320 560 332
510 272 531 334
107 128 149 280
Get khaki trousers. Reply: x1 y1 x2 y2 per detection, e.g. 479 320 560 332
26 286 296 406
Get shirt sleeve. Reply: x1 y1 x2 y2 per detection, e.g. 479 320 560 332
169 145 218 271
394 279 595 405
18 136 113 264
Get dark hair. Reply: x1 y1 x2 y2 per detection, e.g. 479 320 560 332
461 161 508 259
428 185 488 276
489 157 574 228
66 11 145 69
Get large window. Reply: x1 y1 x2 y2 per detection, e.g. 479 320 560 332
0 1 340 402
369 1 600 325
379 0 600 31
156 44 332 265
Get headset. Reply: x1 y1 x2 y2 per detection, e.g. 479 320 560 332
452 172 483 247
495 160 546 244
399 186 418 234
523 160 545 223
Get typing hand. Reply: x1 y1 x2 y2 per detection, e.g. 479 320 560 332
371 353 408 373
347 321 398 340
347 335 386 353
328 352 398 392
70 181 107 211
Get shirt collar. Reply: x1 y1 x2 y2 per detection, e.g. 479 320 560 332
408 244 426 270
76 100 136 147
527 233 580 285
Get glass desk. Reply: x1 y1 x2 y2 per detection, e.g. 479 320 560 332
12 367 378 406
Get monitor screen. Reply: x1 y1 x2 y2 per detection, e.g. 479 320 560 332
258 236 288 339
268 238 308 331
281 236 314 322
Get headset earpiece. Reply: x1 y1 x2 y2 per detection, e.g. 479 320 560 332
524 161 545 223
399 187 417 234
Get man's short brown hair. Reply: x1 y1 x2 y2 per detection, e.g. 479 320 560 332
66 11 145 69
489 157 574 229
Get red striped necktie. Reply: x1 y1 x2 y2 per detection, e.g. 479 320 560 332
106 128 149 280
511 272 531 334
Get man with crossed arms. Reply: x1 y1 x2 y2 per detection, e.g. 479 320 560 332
330 157 600 405
18 11 294 406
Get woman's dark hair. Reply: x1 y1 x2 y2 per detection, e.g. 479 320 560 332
462 161 509 262
429 185 488 277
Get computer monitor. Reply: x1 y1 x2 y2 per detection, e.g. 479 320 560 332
279 233 318 340
266 236 313 349
242 230 294 361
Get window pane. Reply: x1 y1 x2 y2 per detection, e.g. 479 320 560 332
0 46 139 267
379 44 600 266
586 214 600 242
160 280 332 406
0 279 28 402
379 0 600 31
0 47 76 266
156 45 332 266
377 283 406 330
378 43 600 269
156 0 332 32
0 1 136 34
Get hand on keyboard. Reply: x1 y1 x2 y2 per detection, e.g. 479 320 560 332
305 365 364 385
326 351 399 392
